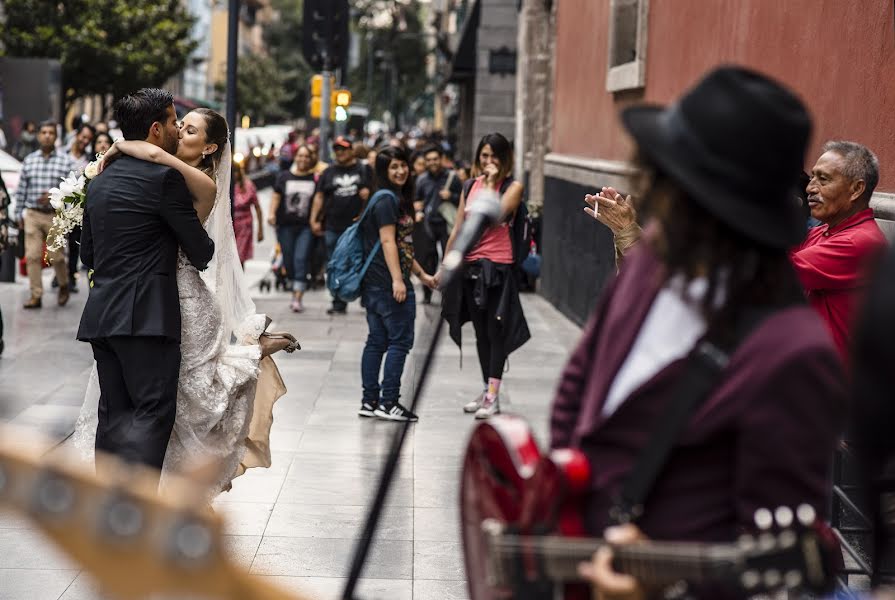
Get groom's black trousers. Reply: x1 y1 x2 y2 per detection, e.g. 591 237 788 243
91 336 181 472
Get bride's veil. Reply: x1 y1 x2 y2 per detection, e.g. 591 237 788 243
201 140 262 343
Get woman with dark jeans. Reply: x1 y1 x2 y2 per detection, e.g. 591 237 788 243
269 144 317 312
435 133 529 419
358 146 436 422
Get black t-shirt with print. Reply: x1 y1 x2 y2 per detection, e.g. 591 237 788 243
273 170 316 226
362 190 415 290
316 162 373 234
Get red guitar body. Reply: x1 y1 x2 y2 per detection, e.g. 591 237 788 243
461 414 592 600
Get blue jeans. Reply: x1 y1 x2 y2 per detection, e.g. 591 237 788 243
361 286 416 405
325 229 347 310
277 224 314 291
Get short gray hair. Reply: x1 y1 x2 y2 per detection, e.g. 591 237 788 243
822 140 880 203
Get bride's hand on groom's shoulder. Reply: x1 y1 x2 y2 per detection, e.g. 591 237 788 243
97 143 121 174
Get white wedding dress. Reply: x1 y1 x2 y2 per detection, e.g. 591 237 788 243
72 143 285 499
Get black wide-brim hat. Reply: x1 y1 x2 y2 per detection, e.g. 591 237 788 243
621 65 812 249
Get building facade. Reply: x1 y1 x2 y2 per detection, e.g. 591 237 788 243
539 0 895 324
443 0 519 161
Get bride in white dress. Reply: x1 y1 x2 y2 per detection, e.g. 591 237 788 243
73 108 297 498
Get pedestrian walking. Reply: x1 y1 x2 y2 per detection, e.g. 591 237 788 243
13 120 74 309
12 121 39 161
0 175 12 355
232 161 263 267
310 136 373 315
436 132 529 419
270 144 317 312
357 146 436 422
413 143 462 304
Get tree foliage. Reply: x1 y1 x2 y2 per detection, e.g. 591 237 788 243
215 53 289 125
264 0 314 120
349 0 430 127
1 0 197 112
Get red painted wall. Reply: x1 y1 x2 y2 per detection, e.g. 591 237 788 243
552 0 895 191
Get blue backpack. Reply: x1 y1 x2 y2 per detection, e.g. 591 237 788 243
326 189 395 302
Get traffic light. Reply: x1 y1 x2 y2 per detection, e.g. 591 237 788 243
310 97 336 121
302 0 350 71
334 89 351 108
311 74 335 98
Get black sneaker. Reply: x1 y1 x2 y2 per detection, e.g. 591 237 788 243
326 306 347 315
374 402 418 422
358 401 378 417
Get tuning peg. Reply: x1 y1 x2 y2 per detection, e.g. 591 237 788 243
32 473 76 516
784 570 803 589
796 504 816 526
101 497 144 539
774 506 794 528
740 570 760 590
753 507 773 530
169 518 214 563
763 569 782 589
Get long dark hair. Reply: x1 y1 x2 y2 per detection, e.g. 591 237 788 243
474 132 514 182
191 108 229 181
636 157 804 347
374 145 414 216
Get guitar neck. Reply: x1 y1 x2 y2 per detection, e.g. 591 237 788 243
494 534 739 586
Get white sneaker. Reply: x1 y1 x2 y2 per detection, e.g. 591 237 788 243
475 396 500 419
463 393 485 413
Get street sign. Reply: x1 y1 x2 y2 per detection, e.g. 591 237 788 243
302 0 350 71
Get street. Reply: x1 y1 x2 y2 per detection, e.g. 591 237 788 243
0 189 582 600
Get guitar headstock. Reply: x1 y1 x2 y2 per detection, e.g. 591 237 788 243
0 424 305 600
731 504 840 595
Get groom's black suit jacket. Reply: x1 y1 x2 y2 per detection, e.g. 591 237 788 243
77 155 215 343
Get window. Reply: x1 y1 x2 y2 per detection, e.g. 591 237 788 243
606 0 649 92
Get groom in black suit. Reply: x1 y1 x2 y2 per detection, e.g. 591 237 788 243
77 88 214 473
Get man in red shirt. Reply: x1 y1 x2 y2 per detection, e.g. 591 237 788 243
790 141 888 360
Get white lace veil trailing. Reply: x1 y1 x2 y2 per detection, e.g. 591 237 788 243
200 140 264 344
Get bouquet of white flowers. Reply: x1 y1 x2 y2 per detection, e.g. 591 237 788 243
46 156 102 253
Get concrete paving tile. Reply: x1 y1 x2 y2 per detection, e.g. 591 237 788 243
414 507 461 542
265 503 412 540
0 529 79 570
413 579 470 600
212 501 275 536
221 534 263 569
286 452 413 481
56 572 107 600
414 477 460 509
278 475 413 507
221 474 286 503
413 541 466 580
268 427 304 452
250 536 413 578
260 575 413 600
0 569 79 600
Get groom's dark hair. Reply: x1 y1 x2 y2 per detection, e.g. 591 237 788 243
114 88 174 141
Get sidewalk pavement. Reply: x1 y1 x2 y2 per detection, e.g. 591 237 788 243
0 190 582 600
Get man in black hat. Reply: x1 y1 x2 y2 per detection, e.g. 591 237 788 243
310 135 373 314
545 66 846 599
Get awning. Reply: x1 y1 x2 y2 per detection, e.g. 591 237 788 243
445 0 480 84
174 96 223 112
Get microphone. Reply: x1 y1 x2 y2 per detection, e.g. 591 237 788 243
438 188 501 289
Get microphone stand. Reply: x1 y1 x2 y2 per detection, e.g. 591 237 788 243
341 300 446 600
342 197 496 599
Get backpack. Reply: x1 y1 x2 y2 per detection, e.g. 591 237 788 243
462 177 532 267
326 189 395 302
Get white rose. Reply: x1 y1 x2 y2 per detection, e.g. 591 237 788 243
84 161 99 179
